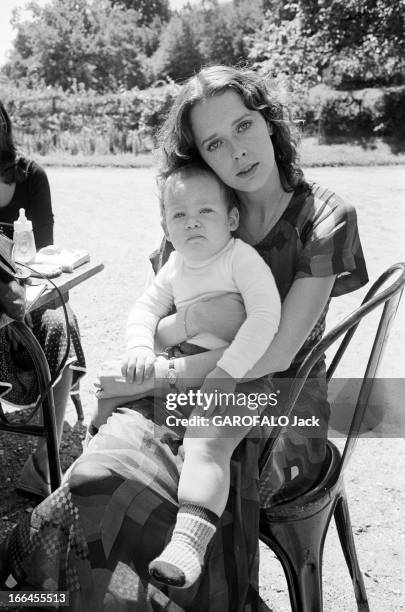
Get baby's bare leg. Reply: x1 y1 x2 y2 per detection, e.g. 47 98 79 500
180 416 253 516
149 405 259 588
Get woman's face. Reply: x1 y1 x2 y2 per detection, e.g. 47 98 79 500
189 90 277 194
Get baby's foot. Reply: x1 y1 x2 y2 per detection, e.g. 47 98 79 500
149 540 202 588
149 504 218 588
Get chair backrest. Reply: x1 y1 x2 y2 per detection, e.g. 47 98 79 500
259 262 405 479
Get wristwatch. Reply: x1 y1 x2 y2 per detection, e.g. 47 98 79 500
166 358 178 391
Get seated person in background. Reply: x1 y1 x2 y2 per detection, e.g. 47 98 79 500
91 163 281 588
0 100 86 499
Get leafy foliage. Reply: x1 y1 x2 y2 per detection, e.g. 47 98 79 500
1 78 180 155
249 0 405 89
3 0 160 92
109 0 170 25
150 12 204 82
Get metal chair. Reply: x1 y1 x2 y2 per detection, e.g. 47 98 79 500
0 321 61 491
258 262 405 612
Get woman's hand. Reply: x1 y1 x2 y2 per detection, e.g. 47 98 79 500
95 355 171 400
96 359 155 399
121 346 156 384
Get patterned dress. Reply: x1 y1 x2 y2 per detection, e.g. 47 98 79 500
6 182 368 611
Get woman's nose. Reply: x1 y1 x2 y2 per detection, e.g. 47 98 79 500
232 142 247 160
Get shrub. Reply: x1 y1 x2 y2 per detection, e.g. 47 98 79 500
316 86 405 148
379 87 405 150
1 80 180 156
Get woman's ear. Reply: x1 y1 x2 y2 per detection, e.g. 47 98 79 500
267 122 274 135
228 206 239 231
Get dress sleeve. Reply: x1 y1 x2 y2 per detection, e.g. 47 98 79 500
26 162 54 250
295 187 369 297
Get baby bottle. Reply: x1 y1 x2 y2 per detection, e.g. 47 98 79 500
13 208 36 263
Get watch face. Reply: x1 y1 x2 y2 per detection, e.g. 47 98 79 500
168 369 176 385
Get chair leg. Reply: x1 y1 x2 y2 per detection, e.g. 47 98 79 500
70 381 84 421
262 505 332 612
42 388 62 492
334 495 370 611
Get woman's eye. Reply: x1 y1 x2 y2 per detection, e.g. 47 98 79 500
207 140 221 152
238 120 251 132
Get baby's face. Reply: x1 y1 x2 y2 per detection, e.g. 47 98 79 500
164 174 238 261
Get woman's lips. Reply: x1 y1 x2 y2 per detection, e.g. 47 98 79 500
237 162 259 177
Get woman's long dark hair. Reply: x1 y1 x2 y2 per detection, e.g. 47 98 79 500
158 65 303 192
0 101 27 184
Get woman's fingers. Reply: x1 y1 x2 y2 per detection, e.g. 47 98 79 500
135 357 145 384
126 360 137 384
144 356 156 379
122 349 156 383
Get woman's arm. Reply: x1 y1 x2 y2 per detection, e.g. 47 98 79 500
155 292 246 348
245 275 336 378
99 275 336 398
173 275 336 384
28 163 54 249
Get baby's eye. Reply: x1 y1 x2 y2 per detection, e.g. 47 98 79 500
200 208 214 214
207 140 221 152
237 120 251 132
172 212 185 219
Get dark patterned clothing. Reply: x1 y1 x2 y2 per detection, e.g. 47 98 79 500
0 157 86 405
7 182 368 611
0 304 85 406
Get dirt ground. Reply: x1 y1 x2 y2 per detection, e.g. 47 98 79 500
0 165 404 611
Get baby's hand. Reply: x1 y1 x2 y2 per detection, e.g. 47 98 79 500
121 346 156 384
200 366 236 417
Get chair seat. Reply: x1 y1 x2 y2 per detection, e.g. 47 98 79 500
260 441 341 526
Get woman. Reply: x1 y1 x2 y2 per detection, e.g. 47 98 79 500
0 100 86 498
0 67 368 610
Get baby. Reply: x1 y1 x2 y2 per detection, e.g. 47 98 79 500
92 164 281 588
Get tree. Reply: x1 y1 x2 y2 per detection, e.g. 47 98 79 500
248 0 405 89
183 0 264 68
110 0 170 25
3 0 158 91
311 0 405 88
150 12 204 82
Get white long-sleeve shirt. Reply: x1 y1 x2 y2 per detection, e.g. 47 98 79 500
126 238 281 380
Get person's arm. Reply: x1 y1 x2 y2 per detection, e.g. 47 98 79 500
172 274 336 385
27 163 54 249
97 275 335 406
155 292 245 348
